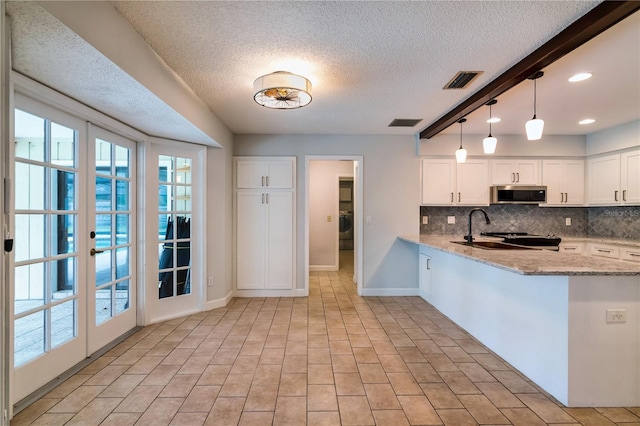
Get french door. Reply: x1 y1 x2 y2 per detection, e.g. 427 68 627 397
12 95 137 402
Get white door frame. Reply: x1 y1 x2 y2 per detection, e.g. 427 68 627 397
305 156 363 296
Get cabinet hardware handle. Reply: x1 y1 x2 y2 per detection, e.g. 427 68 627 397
266 194 269 204
560 192 564 203
614 190 618 201
511 173 515 183
623 190 627 201
266 176 270 187
90 248 105 256
597 249 611 253
426 259 430 270
261 176 265 187
564 193 568 203
565 247 576 250
458 193 461 203
629 253 640 257
516 172 520 182
450 192 454 203
262 194 265 204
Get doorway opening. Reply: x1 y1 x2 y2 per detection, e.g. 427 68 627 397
305 156 363 296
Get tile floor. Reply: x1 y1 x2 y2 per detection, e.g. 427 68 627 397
11 251 640 425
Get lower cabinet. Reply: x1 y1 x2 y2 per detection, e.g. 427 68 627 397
236 190 294 290
418 248 432 298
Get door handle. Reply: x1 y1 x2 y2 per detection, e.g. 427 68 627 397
516 172 519 182
90 248 105 256
426 259 430 270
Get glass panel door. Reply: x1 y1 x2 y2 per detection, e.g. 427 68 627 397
87 126 136 354
13 103 87 402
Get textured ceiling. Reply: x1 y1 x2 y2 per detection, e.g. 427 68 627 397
7 1 637 141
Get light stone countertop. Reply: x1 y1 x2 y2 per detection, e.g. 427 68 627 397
400 235 640 276
559 236 640 248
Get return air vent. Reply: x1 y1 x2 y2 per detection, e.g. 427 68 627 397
444 71 483 89
388 118 422 127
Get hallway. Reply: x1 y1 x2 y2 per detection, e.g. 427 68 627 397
11 263 640 425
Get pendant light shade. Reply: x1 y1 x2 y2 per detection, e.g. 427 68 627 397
483 99 498 154
253 71 312 109
456 118 467 163
526 71 544 140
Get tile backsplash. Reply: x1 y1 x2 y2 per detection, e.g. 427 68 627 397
420 205 640 241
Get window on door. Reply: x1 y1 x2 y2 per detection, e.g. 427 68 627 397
14 108 78 367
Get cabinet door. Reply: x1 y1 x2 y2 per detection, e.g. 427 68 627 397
457 160 489 205
236 191 267 289
236 160 268 189
418 252 432 299
491 160 515 184
542 160 564 205
513 160 540 184
621 150 640 204
266 160 295 189
588 154 620 205
421 159 455 205
266 192 294 289
564 161 585 205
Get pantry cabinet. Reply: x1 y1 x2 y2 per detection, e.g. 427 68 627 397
421 158 489 206
542 159 585 205
234 157 295 291
490 159 540 185
587 149 640 205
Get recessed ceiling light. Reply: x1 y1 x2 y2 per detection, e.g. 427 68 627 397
487 117 501 123
579 118 595 125
568 72 592 82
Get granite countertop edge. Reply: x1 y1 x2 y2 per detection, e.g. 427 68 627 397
400 235 640 276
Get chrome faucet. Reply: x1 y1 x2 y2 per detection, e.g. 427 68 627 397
465 208 491 243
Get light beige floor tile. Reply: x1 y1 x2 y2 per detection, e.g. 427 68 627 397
283 354 308 373
492 370 538 393
126 355 164 375
596 407 640 423
476 381 525 408
279 373 307 396
308 363 334 384
43 375 92 399
372 409 410 425
65 397 122 426
114 385 164 413
387 372 422 395
259 347 285 365
398 395 442 425
244 384 278 411
239 341 265 356
458 394 510 424
238 411 275 425
338 395 375 425
251 364 282 387
29 413 75 425
335 372 366 396
274 396 307 425
436 408 478 426
10 399 61 426
178 355 213 375
99 412 141 426
332 354 358 373
134 397 183 426
565 407 616 425
438 371 481 395
219 373 254 397
307 410 341 425
161 348 196 366
147 341 180 357
378 354 409 373
229 355 260 375
48 385 106 413
140 365 180 386
358 363 389 384
517 393 577 424
179 385 221 412
364 383 401 410
500 407 548 426
307 384 338 411
421 383 464 409
407 362 442 383
100 374 146 398
308 347 331 364
169 412 207 425
84 365 130 386
159 374 199 398
210 348 241 365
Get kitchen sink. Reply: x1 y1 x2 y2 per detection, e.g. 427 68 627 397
451 241 537 250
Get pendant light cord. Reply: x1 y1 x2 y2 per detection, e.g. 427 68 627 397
533 79 537 119
488 103 493 136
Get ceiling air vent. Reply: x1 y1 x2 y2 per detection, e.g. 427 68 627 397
388 118 423 127
444 71 483 90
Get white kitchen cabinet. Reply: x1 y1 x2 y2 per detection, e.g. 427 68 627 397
620 246 640 263
490 159 540 185
588 243 620 260
559 242 584 254
421 158 489 206
542 159 585 205
235 157 295 291
236 157 295 189
418 248 432 299
588 149 639 205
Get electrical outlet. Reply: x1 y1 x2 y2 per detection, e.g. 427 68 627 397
208 276 214 287
606 309 627 323
366 216 372 224
327 215 332 222
422 216 429 225
447 216 456 224
566 217 571 226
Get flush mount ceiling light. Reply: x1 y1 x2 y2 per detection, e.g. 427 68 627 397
483 100 498 154
253 71 312 109
568 72 592 82
579 118 596 125
525 71 544 141
455 118 467 163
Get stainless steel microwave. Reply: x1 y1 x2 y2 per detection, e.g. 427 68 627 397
490 185 547 204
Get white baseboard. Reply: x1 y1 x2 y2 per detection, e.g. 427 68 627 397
309 265 338 272
233 288 307 298
361 287 420 297
205 291 234 311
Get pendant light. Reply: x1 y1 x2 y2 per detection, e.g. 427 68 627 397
483 99 497 154
455 118 467 163
525 71 544 140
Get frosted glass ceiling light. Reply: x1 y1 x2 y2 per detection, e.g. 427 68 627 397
483 99 497 154
253 71 312 109
455 118 467 163
525 71 544 141
568 72 592 82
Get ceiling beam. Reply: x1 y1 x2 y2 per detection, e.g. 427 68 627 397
419 1 640 140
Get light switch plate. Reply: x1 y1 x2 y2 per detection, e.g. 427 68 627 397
566 218 571 226
447 216 456 224
422 216 428 225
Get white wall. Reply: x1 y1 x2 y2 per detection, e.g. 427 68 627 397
234 134 420 292
309 160 353 270
586 119 640 156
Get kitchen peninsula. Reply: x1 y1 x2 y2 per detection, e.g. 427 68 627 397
401 235 640 407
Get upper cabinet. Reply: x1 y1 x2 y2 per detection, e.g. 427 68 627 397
236 157 295 189
421 158 489 206
587 149 639 206
542 159 585 206
490 159 541 185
